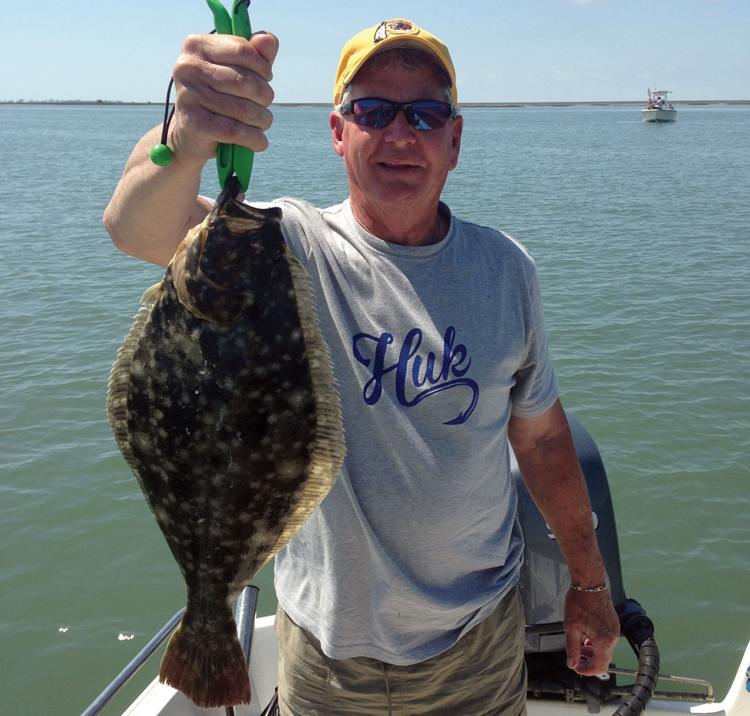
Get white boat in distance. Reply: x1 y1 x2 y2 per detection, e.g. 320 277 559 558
642 89 677 122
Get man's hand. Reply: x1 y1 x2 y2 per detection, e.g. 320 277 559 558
104 30 279 265
563 587 620 675
170 31 279 164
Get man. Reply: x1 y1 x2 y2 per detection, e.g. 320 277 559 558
105 18 619 716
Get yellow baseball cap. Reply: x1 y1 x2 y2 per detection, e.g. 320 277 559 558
333 19 457 106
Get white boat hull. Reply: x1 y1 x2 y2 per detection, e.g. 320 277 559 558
120 614 750 716
121 615 279 716
642 108 677 122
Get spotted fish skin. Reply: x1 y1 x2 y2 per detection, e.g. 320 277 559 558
107 180 345 708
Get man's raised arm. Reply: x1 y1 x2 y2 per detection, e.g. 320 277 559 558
103 31 278 267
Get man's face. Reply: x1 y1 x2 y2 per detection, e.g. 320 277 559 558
330 60 462 224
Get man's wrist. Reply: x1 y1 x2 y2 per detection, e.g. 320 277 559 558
570 582 608 593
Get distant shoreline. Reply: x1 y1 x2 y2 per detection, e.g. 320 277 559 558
2 100 749 107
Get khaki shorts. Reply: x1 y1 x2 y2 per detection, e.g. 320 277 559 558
275 585 527 716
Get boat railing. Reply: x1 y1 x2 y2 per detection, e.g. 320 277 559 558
79 585 259 716
609 667 714 703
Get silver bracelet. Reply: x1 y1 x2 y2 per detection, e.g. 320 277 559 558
570 583 608 593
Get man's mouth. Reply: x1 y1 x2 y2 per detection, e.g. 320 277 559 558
378 161 419 169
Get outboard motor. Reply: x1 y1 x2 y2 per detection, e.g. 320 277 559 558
513 413 659 715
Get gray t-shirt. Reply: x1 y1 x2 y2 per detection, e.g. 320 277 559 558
266 197 559 665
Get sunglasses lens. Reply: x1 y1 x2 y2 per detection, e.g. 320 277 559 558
407 102 453 130
351 99 394 128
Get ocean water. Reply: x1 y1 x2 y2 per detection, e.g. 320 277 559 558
0 103 748 715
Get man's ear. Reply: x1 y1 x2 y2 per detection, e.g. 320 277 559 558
330 112 345 158
449 115 463 171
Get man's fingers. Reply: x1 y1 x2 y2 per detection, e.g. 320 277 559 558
565 628 582 670
564 589 620 675
569 639 607 676
176 36 276 105
171 103 270 154
568 635 617 675
250 31 279 65
176 78 273 132
187 32 278 82
167 31 279 160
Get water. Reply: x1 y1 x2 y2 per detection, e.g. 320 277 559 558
1 103 748 715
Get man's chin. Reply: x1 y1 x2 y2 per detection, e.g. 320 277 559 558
365 182 427 208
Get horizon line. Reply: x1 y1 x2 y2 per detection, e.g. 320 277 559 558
3 99 750 107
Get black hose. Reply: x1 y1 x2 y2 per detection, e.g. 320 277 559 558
612 599 660 716
613 637 659 716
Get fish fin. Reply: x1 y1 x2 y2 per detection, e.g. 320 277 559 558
261 249 347 566
140 281 163 306
170 220 212 320
159 616 251 708
106 299 155 476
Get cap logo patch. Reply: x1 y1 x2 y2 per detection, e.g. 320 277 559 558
374 20 419 43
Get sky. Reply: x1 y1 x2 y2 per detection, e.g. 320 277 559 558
1 0 749 104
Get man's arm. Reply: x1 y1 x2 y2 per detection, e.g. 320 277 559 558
508 398 620 675
103 32 278 267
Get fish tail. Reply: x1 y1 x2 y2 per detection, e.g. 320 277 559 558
159 611 251 708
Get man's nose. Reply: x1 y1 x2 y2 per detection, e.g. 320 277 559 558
382 110 417 143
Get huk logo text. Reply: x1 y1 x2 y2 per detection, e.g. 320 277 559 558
352 326 479 425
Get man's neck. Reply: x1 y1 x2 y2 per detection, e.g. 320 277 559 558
349 199 446 247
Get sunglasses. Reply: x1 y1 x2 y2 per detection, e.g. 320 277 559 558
341 97 457 131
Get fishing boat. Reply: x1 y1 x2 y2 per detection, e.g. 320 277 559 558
81 416 750 716
642 89 677 122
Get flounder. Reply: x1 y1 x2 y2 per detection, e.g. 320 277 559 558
106 178 345 708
